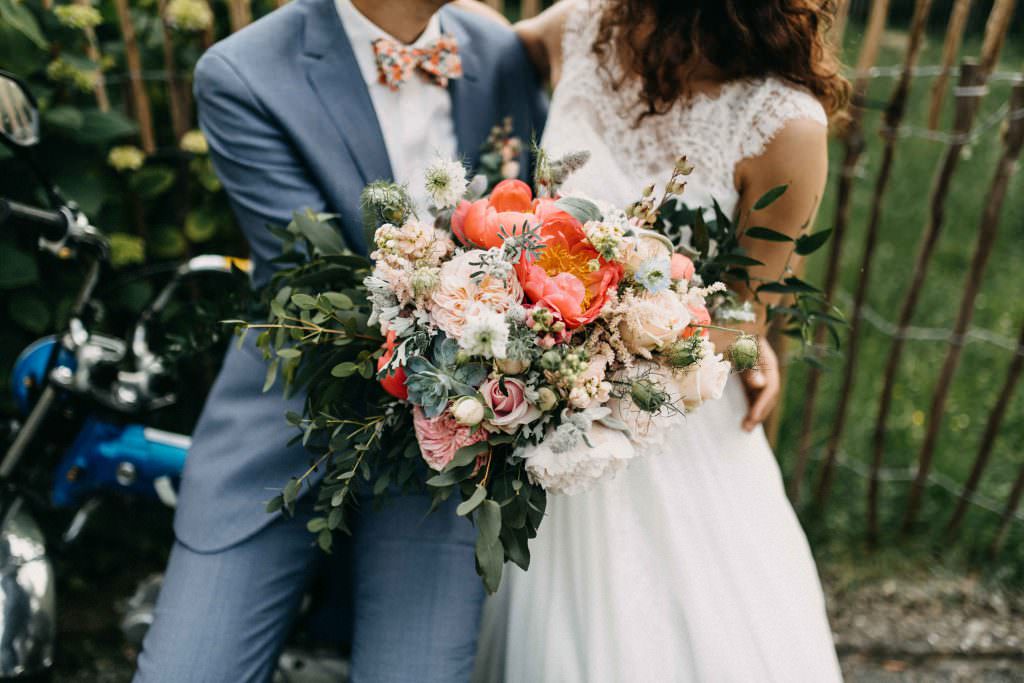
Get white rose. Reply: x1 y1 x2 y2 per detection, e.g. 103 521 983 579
673 342 731 410
451 396 485 426
624 233 672 274
619 290 692 357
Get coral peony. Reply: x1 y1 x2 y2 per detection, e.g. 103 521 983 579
451 179 539 249
377 330 408 400
515 209 622 329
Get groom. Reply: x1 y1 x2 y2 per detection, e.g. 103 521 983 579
133 0 545 680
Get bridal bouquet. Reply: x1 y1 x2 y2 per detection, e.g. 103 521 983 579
238 129 839 591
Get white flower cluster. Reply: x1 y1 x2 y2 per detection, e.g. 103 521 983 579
522 411 638 495
583 220 627 261
458 306 509 360
423 157 469 209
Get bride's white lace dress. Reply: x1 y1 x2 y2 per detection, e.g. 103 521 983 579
474 3 843 682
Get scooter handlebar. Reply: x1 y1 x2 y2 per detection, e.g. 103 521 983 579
0 198 68 242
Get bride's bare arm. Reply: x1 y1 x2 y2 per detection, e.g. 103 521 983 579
728 117 829 429
515 0 577 87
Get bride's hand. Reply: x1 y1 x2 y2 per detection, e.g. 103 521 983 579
740 337 780 433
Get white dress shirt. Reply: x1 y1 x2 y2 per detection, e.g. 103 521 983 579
335 0 459 212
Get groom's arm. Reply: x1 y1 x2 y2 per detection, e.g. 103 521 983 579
194 49 328 285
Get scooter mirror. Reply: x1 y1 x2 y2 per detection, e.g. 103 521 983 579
0 72 39 148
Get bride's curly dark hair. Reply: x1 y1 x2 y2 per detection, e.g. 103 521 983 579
592 0 850 121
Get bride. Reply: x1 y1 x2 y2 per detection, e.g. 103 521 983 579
475 0 849 681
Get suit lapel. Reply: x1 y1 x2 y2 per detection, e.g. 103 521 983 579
440 8 489 170
301 0 393 187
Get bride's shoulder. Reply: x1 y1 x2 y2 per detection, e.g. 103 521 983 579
733 76 828 163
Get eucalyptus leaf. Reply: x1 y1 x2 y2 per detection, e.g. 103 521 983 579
555 196 603 224
446 442 489 471
282 477 300 506
331 362 358 378
457 485 487 516
295 210 345 255
477 499 502 541
752 185 788 210
745 227 793 242
795 229 833 256
475 535 503 594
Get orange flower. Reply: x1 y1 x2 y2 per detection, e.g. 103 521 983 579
451 179 538 249
515 207 622 329
681 302 711 339
377 330 408 400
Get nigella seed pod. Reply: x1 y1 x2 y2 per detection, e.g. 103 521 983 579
630 378 670 413
665 338 704 368
729 334 760 372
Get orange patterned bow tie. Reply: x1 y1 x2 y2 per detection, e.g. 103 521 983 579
372 35 463 91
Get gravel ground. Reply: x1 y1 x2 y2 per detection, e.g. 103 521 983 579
827 571 1024 682
53 560 1024 682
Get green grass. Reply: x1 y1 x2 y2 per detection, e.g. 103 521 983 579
779 27 1024 581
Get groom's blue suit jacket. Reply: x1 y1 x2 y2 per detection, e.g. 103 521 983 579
177 0 546 552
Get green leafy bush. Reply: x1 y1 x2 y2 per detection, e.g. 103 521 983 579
0 0 259 411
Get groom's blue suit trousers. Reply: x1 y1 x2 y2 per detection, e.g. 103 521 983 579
134 493 484 683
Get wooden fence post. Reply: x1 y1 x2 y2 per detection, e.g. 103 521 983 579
978 0 1018 78
790 0 891 504
114 0 156 154
814 0 934 512
870 60 984 534
894 0 1018 533
227 0 253 32
158 0 191 142
927 0 973 130
521 0 542 19
832 0 852 47
483 0 505 13
936 79 1024 538
843 0 936 539
76 0 110 112
953 321 1024 543
990 452 1024 558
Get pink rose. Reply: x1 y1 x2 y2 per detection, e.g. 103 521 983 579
412 406 487 471
480 377 542 434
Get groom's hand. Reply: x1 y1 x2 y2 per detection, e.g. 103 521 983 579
741 338 780 432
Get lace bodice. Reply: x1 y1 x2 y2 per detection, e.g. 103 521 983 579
542 0 828 216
